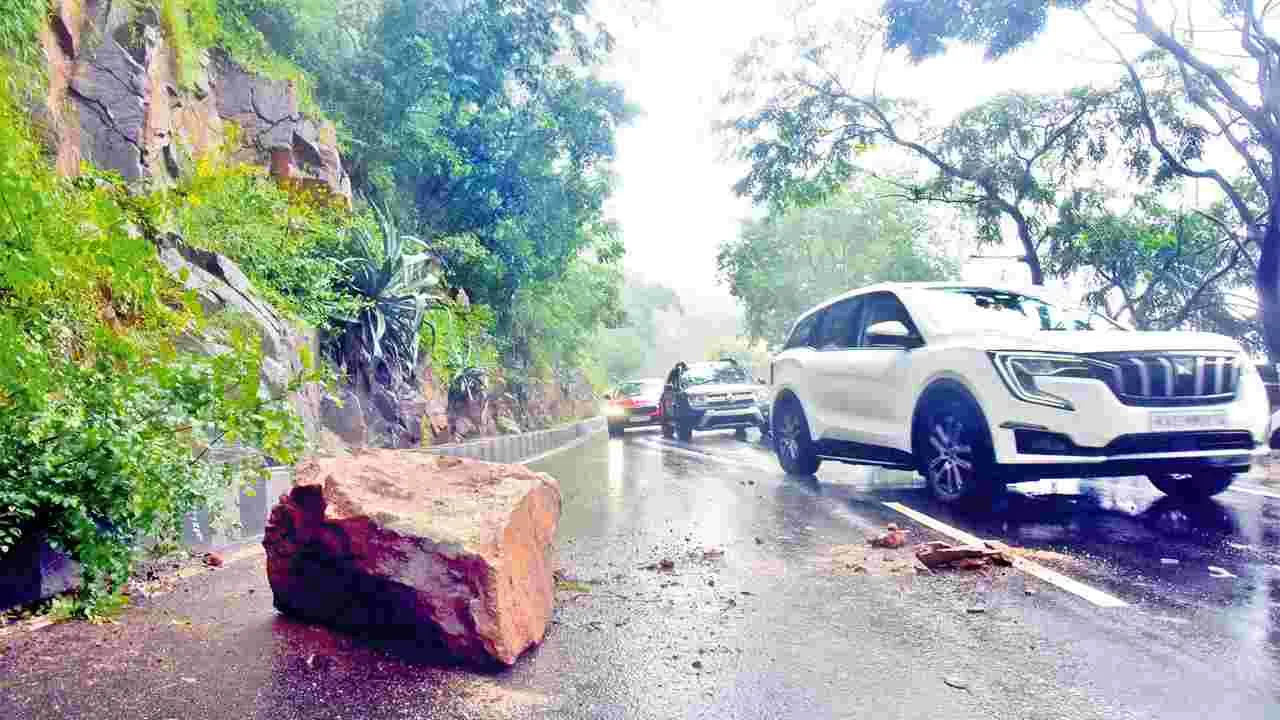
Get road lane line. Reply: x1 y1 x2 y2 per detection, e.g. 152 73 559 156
882 501 1130 609
1228 484 1280 499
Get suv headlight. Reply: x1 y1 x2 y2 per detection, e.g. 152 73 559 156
687 394 707 407
989 352 1094 411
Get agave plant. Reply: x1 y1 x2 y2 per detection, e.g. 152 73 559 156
334 208 444 388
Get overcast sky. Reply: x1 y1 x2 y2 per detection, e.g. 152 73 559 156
595 1 1231 311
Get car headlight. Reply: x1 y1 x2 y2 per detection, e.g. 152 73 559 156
687 394 706 407
989 352 1095 411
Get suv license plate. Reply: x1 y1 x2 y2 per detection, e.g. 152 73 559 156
1150 411 1228 432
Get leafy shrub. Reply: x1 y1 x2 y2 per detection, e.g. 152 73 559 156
331 208 444 387
149 150 361 331
0 0 46 65
155 0 220 88
0 74 310 616
422 301 498 386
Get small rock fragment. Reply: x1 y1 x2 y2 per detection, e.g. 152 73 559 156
965 607 986 614
868 523 910 549
658 558 675 571
202 552 224 568
691 660 703 669
754 537 763 545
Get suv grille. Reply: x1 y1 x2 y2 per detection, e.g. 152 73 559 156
1085 353 1239 407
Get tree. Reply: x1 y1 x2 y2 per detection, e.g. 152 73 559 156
231 0 634 330
1047 190 1256 344
598 276 684 382
722 21 1121 285
716 178 957 347
880 0 1280 359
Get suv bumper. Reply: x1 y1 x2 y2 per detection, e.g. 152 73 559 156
986 374 1270 474
685 406 765 431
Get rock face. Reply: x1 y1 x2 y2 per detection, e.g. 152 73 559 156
263 451 562 666
37 0 350 201
0 530 81 611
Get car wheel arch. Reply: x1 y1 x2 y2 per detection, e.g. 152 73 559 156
910 379 995 471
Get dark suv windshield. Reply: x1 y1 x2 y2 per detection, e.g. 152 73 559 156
919 287 1124 333
682 362 750 387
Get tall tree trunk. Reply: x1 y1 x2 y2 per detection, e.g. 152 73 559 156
1259 219 1280 364
1014 216 1045 285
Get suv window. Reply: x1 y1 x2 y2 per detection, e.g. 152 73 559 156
816 298 861 349
785 310 822 349
856 293 916 346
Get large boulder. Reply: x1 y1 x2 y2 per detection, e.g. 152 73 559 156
262 450 562 666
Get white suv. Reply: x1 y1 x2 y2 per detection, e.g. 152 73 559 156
769 283 1271 503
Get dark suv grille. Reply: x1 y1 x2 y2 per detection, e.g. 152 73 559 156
1085 352 1239 407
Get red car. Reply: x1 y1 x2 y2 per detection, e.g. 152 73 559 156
604 378 665 437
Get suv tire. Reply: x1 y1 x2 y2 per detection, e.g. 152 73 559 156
774 397 821 476
1148 470 1236 500
916 390 997 504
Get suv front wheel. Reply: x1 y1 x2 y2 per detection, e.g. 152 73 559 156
916 391 998 504
1148 470 1236 501
774 397 821 476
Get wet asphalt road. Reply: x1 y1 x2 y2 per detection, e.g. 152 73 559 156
2 428 1279 719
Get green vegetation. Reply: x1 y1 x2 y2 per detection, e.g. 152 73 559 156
0 0 631 616
1 0 47 66
423 302 499 388
146 152 361 330
0 76 313 616
332 208 444 388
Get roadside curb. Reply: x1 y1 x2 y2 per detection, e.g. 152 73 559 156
419 416 606 464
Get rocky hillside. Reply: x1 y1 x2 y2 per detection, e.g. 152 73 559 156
35 0 348 200
20 0 597 458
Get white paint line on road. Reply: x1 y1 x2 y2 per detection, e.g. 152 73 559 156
882 501 1130 609
1228 484 1280 500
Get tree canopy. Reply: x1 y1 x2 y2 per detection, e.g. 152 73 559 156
879 0 1280 359
716 178 957 347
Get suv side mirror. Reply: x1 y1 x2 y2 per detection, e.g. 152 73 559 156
866 320 918 348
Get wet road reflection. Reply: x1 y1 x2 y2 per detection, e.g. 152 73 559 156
3 427 1279 719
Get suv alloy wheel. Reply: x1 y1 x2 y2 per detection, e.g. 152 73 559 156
917 391 996 504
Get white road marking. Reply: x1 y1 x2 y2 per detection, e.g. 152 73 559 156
1228 483 1280 500
635 438 1132 608
882 501 1130 609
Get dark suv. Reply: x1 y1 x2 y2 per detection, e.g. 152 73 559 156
659 359 768 441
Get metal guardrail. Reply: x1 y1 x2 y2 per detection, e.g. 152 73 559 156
180 417 606 549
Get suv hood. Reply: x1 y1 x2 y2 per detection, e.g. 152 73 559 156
979 330 1243 355
684 382 762 396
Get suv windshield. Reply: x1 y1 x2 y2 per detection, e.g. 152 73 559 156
617 380 662 397
682 362 750 387
920 287 1124 333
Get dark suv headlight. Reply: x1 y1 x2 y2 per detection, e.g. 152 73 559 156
989 352 1095 411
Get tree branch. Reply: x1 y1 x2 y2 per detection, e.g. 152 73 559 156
1086 11 1259 229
